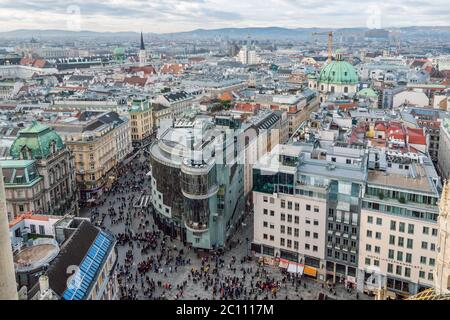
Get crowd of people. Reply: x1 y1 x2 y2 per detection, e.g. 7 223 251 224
85 148 363 301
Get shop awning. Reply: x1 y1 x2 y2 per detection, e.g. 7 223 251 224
346 276 356 284
287 263 304 274
279 259 289 269
304 266 317 277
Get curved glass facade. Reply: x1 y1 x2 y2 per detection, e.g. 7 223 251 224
149 155 183 223
184 197 210 231
181 167 217 197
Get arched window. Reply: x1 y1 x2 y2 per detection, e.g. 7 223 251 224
331 86 335 93
344 87 348 93
321 85 324 91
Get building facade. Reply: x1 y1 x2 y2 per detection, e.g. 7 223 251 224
7 121 78 219
51 111 131 205
252 143 367 283
357 159 440 297
128 98 153 146
149 118 245 250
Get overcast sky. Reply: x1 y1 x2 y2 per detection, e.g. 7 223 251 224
0 0 449 33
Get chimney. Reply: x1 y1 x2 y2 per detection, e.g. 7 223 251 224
39 275 49 294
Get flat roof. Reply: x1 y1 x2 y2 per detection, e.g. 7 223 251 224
367 169 435 194
14 242 59 272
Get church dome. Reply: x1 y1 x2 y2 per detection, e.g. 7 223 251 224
10 121 64 160
318 55 358 85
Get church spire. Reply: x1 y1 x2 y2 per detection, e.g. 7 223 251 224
140 32 145 51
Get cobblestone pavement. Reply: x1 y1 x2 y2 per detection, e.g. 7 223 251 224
81 150 372 301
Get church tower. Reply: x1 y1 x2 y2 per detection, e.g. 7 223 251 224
0 168 18 300
139 32 147 67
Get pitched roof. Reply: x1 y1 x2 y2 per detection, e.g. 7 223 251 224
45 220 100 297
123 76 147 87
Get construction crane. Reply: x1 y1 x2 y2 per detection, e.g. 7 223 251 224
311 31 333 64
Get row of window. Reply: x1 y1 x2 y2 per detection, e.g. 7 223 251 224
263 197 321 213
262 209 320 226
367 216 438 236
328 222 358 234
365 230 437 252
326 249 357 263
328 235 358 248
279 237 318 252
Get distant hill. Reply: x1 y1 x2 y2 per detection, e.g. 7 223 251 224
1 26 450 41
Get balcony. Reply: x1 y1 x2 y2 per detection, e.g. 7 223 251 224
185 221 209 233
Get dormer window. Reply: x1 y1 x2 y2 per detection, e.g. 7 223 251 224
20 146 31 160
50 140 57 154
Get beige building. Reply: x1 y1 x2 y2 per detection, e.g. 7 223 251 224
358 165 440 298
268 92 319 139
252 145 328 280
129 98 153 146
50 111 132 204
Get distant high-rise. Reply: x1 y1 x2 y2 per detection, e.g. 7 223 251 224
139 32 147 67
237 45 260 65
0 168 18 300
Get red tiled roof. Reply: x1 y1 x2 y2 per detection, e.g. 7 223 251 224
219 91 233 101
160 64 184 74
9 212 50 228
235 103 259 112
337 103 357 110
407 127 426 145
374 122 386 131
123 76 147 87
127 66 156 75
19 57 47 68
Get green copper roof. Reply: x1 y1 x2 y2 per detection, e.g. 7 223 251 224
0 159 42 186
10 121 64 160
129 98 151 112
113 47 125 55
357 88 378 98
0 159 36 168
318 60 358 85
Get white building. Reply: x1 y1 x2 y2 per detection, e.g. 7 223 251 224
252 144 329 280
358 160 440 298
393 89 429 109
237 46 260 65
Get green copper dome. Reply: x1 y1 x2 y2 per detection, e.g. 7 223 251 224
318 58 358 85
357 88 378 98
10 121 65 160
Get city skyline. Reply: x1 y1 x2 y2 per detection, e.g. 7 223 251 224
1 0 450 33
